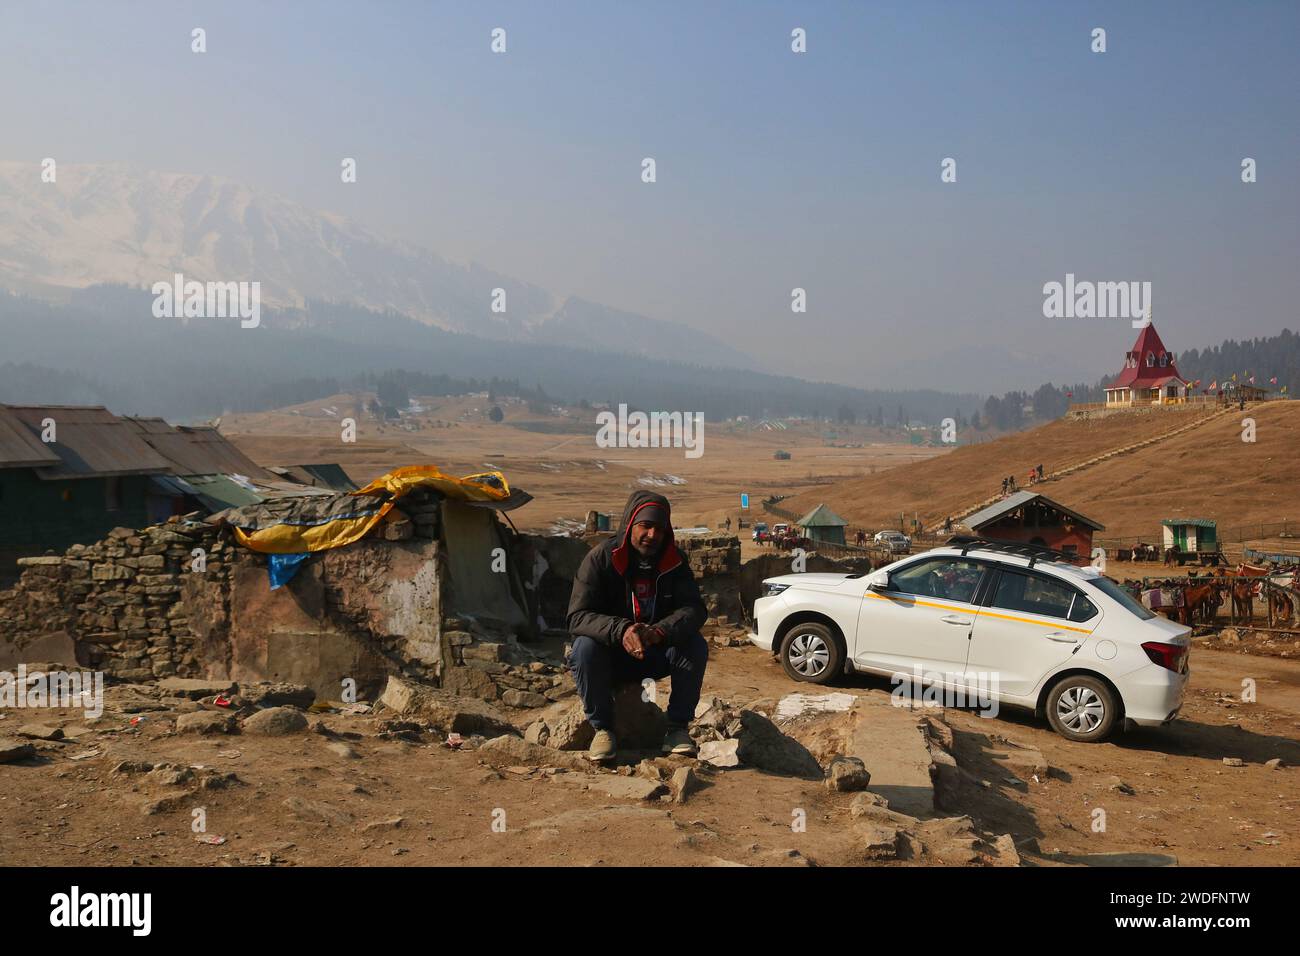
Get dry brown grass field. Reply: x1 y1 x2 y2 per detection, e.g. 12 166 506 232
220 394 951 535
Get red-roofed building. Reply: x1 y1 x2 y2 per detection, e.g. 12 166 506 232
1103 323 1191 407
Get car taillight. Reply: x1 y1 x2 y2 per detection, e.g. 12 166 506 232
1141 641 1188 673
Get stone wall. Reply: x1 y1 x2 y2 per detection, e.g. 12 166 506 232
0 522 224 678
0 497 451 699
678 533 741 577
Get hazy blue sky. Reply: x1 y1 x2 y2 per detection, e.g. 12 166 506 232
3 0 1297 391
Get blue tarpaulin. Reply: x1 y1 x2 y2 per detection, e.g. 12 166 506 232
267 552 310 590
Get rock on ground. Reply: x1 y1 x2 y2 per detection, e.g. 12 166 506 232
670 766 702 804
530 684 667 753
734 711 823 778
174 711 235 735
16 724 64 741
0 739 37 764
477 735 592 771
552 773 668 801
857 823 903 860
698 738 740 768
379 676 516 738
826 755 871 792
242 707 309 736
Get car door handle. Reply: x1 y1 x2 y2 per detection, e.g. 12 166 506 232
940 615 972 625
1044 632 1081 643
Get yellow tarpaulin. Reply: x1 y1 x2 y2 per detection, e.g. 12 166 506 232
351 464 511 503
231 502 398 554
229 465 511 555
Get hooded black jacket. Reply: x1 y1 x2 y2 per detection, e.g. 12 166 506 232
566 489 707 649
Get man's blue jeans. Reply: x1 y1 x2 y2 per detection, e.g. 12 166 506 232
568 632 709 730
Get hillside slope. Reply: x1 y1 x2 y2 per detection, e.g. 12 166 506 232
785 403 1300 541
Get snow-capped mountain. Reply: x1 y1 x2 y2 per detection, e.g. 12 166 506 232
0 161 751 367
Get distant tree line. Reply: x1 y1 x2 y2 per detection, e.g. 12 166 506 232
2 289 1295 429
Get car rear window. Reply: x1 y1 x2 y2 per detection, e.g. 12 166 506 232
1067 594 1098 623
1091 576 1156 620
991 569 1077 619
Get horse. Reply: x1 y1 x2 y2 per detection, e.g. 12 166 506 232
1181 583 1221 626
1268 587 1295 624
1229 580 1256 623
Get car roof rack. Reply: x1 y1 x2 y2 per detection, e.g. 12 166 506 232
945 535 1074 569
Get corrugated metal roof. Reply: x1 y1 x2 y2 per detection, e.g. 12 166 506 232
123 417 276 480
796 503 848 527
269 463 358 491
183 474 266 512
1162 518 1217 528
964 491 1105 532
149 474 200 497
0 406 61 468
2 405 172 480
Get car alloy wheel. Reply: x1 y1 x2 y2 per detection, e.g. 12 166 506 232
779 621 844 685
788 631 830 677
1056 685 1105 734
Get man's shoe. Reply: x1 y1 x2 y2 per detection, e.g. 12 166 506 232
662 725 697 756
588 729 617 762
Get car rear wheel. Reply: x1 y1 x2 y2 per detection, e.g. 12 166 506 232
779 622 843 685
1046 675 1118 742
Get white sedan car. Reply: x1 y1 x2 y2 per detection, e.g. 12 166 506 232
873 530 911 553
749 538 1190 741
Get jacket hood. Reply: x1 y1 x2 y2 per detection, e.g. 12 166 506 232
611 489 682 576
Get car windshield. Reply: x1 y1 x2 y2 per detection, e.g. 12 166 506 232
1092 576 1156 620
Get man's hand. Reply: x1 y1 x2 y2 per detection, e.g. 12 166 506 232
622 624 647 660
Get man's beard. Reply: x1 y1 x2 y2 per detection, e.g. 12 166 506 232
633 539 663 560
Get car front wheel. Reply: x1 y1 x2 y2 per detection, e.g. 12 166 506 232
1046 675 1118 742
779 622 843 685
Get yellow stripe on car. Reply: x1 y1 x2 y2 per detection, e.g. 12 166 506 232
864 591 1093 635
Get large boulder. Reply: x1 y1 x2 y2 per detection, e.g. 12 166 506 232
733 711 822 779
530 684 667 752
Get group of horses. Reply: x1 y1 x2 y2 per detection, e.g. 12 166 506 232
1119 563 1298 628
1115 543 1163 562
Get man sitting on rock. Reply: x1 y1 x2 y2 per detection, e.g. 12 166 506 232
567 489 708 762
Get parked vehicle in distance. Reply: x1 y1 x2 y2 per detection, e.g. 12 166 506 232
874 530 911 553
749 537 1191 742
752 521 770 543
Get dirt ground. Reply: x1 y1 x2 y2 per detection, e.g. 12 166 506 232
2 631 1295 868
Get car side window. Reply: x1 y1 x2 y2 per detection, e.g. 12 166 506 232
991 569 1078 619
890 559 984 604
1068 594 1098 623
